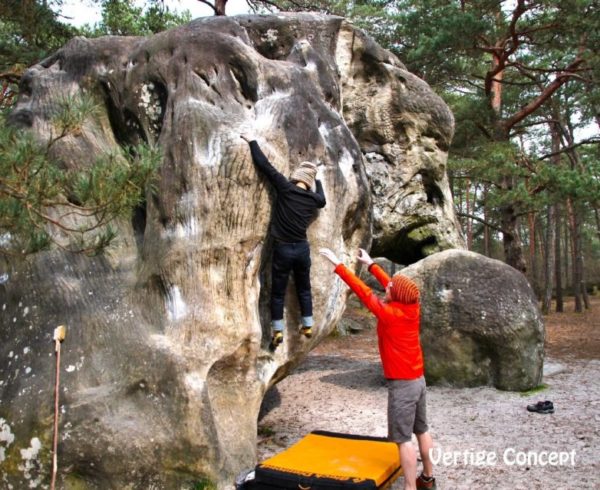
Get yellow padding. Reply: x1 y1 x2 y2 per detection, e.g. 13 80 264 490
260 433 401 486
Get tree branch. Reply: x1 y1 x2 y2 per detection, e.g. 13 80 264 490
502 56 585 132
457 212 505 234
507 0 528 55
475 123 493 140
538 138 600 160
513 118 561 130
197 0 217 15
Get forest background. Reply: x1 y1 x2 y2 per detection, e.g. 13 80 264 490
1 0 599 315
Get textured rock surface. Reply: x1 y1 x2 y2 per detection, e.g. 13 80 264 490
0 13 460 489
341 41 465 263
402 249 545 391
241 14 465 262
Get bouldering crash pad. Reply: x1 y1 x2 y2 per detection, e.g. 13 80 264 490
238 430 403 489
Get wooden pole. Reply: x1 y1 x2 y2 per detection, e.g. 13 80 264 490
51 325 66 490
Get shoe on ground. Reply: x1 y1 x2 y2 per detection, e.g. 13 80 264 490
300 326 312 338
270 332 283 350
416 473 436 489
526 400 554 414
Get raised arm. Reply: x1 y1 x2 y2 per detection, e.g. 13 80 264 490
314 179 326 208
241 135 290 192
320 248 385 318
357 248 390 288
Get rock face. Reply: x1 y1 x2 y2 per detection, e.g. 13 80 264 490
341 46 465 264
402 250 545 391
0 14 460 489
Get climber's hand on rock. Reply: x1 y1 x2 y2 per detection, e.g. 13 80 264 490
240 133 254 143
319 248 341 266
316 164 325 181
357 248 374 266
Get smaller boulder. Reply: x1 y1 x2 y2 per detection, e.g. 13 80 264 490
402 250 544 391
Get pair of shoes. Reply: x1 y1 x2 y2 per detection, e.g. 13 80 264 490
300 326 312 338
270 331 283 350
526 400 554 414
416 473 436 489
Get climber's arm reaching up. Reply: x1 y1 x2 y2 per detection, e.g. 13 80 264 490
241 134 290 192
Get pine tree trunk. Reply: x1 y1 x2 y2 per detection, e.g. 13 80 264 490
564 210 571 296
562 112 589 311
582 251 590 309
566 198 583 312
483 184 490 257
542 205 555 314
500 195 527 274
489 56 527 273
215 0 228 15
528 212 539 295
537 215 546 268
555 204 563 312
494 125 526 273
466 177 472 249
542 116 561 313
578 207 590 310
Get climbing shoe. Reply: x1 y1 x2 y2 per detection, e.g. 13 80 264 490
300 326 313 338
416 474 436 489
526 400 554 414
270 331 284 350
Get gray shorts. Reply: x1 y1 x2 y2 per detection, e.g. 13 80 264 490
387 376 428 444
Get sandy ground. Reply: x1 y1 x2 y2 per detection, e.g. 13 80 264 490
256 297 600 489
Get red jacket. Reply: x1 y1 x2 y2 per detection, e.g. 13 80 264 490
334 263 424 380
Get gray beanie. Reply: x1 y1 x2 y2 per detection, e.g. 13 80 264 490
291 161 317 188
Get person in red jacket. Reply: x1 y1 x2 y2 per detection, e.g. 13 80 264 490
320 247 436 490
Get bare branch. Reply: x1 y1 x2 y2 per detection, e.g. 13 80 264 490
501 56 586 132
457 212 505 234
513 118 561 130
506 0 528 56
197 0 217 15
538 138 600 161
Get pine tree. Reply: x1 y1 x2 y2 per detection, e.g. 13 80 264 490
0 96 161 256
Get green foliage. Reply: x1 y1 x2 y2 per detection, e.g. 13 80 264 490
0 1 192 107
80 0 192 37
0 1 77 68
535 161 600 203
390 1 489 85
0 1 79 107
192 478 217 490
0 96 161 256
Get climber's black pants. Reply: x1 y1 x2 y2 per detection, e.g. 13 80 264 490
271 240 312 328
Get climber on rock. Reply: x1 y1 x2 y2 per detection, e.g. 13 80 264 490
241 133 326 350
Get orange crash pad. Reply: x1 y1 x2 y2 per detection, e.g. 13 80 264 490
245 430 403 489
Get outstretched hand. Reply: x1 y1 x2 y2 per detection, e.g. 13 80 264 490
357 248 374 266
240 133 255 143
319 248 341 266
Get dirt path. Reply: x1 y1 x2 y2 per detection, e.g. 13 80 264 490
257 297 600 489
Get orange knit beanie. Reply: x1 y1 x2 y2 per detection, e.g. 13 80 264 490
390 274 420 304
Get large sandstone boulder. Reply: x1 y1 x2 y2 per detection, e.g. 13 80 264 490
402 250 545 391
0 13 459 489
342 48 465 264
